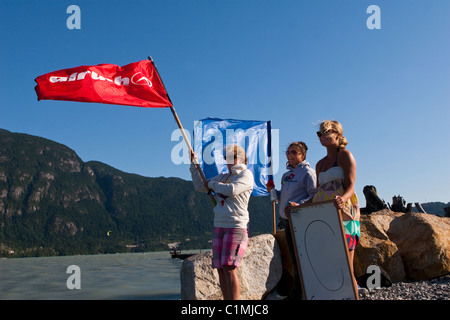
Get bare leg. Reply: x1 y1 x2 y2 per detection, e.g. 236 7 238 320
217 268 229 299
348 250 358 291
218 266 240 300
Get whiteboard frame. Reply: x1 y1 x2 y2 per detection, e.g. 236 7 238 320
288 200 358 300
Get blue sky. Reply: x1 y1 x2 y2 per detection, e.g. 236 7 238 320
0 0 449 206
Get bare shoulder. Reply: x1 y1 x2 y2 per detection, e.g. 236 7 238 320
337 149 356 166
315 157 325 171
338 148 353 158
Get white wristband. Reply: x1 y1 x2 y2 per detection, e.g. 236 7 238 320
270 189 278 202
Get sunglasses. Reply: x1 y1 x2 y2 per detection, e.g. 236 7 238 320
316 129 335 137
223 153 238 159
285 150 299 156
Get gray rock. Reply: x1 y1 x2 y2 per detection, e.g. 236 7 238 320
180 234 282 300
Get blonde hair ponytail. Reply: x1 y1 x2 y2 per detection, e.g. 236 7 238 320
319 120 348 150
338 135 348 150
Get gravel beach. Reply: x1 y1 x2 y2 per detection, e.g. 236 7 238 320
359 274 450 300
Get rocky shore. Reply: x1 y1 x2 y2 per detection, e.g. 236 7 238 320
181 211 449 301
359 274 450 300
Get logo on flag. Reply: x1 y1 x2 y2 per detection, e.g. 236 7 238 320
131 72 153 87
34 60 171 108
193 118 279 196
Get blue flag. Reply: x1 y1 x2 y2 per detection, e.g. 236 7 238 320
193 118 274 196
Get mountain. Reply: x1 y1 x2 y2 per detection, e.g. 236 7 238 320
0 129 273 257
417 202 450 217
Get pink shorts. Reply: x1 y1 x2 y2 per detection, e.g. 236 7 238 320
212 227 248 269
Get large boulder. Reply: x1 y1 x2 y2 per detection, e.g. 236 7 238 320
354 210 406 282
387 213 450 280
180 234 282 300
355 210 450 282
180 251 222 300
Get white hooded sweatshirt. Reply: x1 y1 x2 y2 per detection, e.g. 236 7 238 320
190 163 254 229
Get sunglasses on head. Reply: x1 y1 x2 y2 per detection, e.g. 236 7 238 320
316 129 335 137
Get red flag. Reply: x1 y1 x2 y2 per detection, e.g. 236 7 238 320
35 60 172 108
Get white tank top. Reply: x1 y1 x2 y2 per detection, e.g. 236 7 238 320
318 166 344 185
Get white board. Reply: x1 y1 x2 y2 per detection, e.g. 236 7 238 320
289 200 358 300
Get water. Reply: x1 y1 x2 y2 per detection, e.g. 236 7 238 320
0 251 185 300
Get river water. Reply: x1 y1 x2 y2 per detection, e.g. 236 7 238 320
0 251 186 300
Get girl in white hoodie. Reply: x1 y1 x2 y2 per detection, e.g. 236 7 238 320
190 145 253 300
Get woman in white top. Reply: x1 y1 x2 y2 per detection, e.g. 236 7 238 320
190 145 253 300
312 120 361 278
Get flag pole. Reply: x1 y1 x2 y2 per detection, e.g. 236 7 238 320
267 121 277 235
272 201 276 235
148 56 216 206
169 105 217 205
